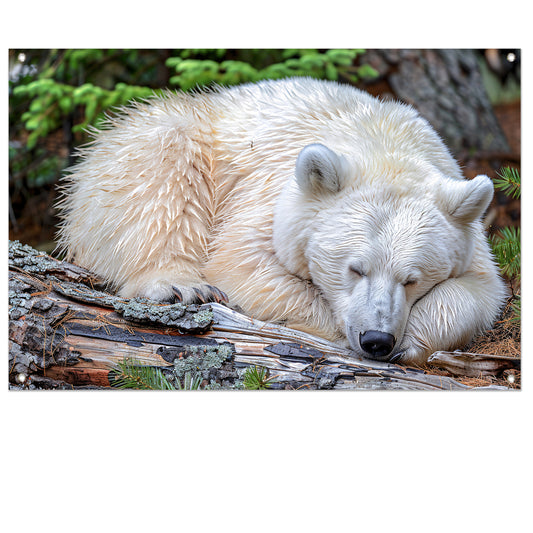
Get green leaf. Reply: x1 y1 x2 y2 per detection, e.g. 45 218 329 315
326 49 356 66
325 62 338 81
73 83 97 101
59 96 73 113
165 57 183 69
299 54 326 70
356 64 379 79
25 117 40 130
27 130 41 150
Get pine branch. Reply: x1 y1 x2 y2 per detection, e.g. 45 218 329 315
110 358 176 390
489 226 521 280
494 167 521 199
243 366 275 390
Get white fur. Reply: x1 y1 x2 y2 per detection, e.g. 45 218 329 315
57 78 508 364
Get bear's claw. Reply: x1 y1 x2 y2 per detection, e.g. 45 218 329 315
171 284 228 305
388 351 404 364
192 287 207 303
171 286 183 301
207 285 229 303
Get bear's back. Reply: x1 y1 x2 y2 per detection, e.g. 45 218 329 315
208 78 462 195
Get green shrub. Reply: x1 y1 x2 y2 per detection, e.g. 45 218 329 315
167 49 377 90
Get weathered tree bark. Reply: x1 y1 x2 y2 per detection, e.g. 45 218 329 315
8 241 515 391
428 351 520 378
360 49 510 156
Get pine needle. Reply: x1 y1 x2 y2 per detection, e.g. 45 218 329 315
494 167 521 199
111 358 176 390
511 294 521 323
488 167 521 324
243 365 275 389
175 371 203 390
489 226 521 279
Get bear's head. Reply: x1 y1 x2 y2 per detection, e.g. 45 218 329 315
273 143 494 362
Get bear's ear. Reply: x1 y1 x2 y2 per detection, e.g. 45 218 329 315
442 175 494 223
295 143 351 195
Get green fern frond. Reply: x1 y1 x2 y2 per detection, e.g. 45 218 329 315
111 358 176 390
494 167 521 199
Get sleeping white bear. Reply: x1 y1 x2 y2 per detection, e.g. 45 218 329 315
57 77 507 365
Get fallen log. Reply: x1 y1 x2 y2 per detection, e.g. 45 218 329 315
8 240 513 391
428 351 521 378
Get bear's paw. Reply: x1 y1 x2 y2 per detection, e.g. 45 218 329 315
171 284 228 305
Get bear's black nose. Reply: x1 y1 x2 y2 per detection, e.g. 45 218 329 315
359 330 395 359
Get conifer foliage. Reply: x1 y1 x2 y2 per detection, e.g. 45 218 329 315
489 167 521 321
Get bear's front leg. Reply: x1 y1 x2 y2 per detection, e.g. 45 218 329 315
395 267 507 366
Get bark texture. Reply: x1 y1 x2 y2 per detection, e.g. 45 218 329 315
361 49 510 155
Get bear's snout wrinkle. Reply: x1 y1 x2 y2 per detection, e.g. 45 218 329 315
359 330 396 359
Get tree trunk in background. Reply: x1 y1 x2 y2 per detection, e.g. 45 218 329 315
361 49 510 156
